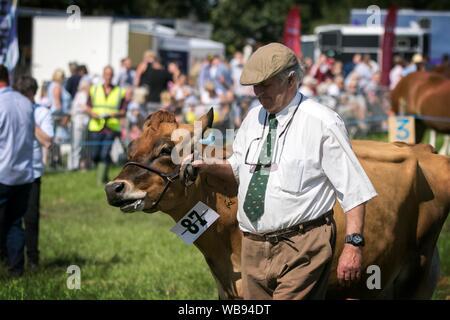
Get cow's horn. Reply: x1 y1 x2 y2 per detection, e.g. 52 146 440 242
198 108 214 134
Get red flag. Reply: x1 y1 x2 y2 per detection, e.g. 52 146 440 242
381 6 397 87
283 6 302 58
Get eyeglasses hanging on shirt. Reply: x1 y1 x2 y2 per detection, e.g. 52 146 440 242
244 92 304 173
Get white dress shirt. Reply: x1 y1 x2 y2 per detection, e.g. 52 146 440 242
227 91 377 234
33 104 54 179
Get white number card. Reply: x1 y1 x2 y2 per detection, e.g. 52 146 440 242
170 201 220 245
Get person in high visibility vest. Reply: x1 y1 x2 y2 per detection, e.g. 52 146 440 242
86 66 127 185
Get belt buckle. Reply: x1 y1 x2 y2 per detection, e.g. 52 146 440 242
265 234 279 244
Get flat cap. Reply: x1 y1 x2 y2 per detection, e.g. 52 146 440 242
240 43 299 86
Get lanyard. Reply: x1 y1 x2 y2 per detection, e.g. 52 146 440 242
251 92 304 166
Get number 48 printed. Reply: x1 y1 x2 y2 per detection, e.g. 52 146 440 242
171 202 220 244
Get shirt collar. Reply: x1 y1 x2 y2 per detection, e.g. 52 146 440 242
272 90 304 129
0 86 12 94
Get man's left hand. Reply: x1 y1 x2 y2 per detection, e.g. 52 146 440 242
337 244 362 287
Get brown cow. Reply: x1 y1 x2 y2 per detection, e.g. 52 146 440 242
105 110 450 299
390 71 450 154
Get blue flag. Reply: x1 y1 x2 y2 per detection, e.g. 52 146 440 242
0 0 19 71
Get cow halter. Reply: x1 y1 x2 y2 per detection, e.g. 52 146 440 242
123 161 180 210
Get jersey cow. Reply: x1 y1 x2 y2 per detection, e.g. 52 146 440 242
390 71 450 154
105 110 450 299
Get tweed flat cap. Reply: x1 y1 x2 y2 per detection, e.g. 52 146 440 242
240 43 299 86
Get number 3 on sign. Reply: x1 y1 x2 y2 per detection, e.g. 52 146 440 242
388 115 415 144
171 201 220 244
396 118 410 140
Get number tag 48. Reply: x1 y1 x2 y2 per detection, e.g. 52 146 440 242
170 201 220 244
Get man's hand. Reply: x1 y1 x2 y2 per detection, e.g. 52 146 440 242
337 244 362 287
180 153 236 184
338 203 366 287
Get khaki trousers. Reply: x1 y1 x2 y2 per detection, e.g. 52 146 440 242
242 219 336 300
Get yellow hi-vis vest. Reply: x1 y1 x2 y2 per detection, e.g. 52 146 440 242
88 85 125 132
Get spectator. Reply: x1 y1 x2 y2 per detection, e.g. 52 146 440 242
331 60 343 77
197 55 213 94
126 87 147 126
299 75 317 98
343 78 368 136
116 57 135 88
353 54 373 90
231 51 253 100
14 75 53 270
37 81 50 108
160 90 176 113
86 65 127 185
183 95 199 124
0 64 35 276
78 65 90 84
134 50 156 87
327 75 344 97
210 55 233 94
65 62 81 98
126 87 148 141
402 53 425 77
139 57 172 112
48 68 72 145
302 56 314 75
389 55 404 90
170 74 191 108
365 72 382 95
69 79 91 170
343 54 361 78
309 53 331 83
168 61 183 84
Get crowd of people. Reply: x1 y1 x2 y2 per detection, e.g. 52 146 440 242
37 50 442 177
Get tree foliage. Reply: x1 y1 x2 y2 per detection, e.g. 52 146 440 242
19 0 450 54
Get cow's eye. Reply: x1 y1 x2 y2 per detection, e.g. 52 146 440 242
160 147 172 156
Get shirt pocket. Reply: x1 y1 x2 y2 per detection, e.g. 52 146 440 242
278 158 304 194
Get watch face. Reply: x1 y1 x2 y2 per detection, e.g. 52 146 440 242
353 235 363 244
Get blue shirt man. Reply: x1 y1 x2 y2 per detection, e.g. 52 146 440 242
0 87 35 185
0 64 35 275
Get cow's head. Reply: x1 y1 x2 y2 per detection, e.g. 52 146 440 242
105 109 214 214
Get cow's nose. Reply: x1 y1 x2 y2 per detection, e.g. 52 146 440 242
105 181 125 195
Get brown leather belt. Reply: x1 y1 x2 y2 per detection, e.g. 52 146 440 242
243 210 334 244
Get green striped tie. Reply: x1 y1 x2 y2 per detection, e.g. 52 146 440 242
243 114 278 222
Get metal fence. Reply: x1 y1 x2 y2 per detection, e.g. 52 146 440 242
44 90 395 171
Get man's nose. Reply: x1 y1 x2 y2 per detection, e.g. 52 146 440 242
254 85 263 97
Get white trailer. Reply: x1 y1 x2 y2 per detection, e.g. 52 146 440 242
32 16 224 85
32 16 130 85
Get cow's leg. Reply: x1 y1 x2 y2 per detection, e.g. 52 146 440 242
394 246 440 299
415 119 427 143
411 247 440 299
429 129 437 148
438 134 450 155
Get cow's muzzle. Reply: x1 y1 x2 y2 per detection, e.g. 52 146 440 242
105 181 146 213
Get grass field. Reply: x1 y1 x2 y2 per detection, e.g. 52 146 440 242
0 168 217 299
0 133 448 299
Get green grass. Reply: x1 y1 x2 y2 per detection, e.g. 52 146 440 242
0 131 448 299
0 168 217 299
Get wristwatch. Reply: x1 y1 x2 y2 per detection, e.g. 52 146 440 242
345 233 365 247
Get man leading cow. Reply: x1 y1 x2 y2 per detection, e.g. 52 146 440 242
189 43 378 299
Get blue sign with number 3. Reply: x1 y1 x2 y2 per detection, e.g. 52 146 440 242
396 118 410 140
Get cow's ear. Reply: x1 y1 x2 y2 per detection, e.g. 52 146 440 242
198 108 214 134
